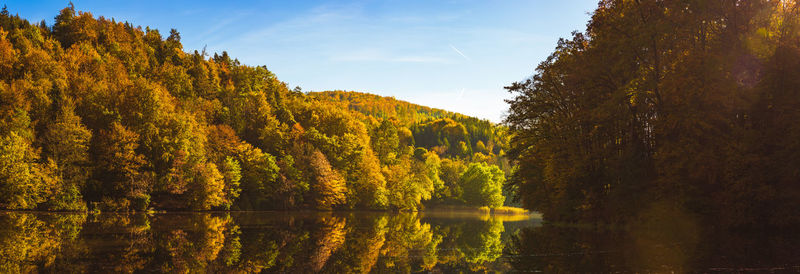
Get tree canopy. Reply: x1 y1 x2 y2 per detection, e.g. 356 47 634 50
506 0 800 228
0 5 514 211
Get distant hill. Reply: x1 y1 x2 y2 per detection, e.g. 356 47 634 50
309 90 508 156
308 90 467 124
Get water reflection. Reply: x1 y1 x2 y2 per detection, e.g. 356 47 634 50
3 211 797 272
507 224 800 272
0 211 535 272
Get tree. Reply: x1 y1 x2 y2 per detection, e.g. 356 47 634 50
370 119 400 164
41 101 91 210
307 150 346 209
460 163 504 208
438 158 465 201
52 2 78 48
475 140 488 154
0 132 52 209
93 122 150 211
422 150 444 202
0 28 15 80
208 124 282 210
384 153 435 211
219 157 241 210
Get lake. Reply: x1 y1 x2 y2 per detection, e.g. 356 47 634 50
0 211 798 273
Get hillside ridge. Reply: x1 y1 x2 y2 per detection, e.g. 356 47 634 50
0 5 514 212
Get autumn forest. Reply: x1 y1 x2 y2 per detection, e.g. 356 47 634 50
7 0 800 272
505 0 800 228
0 5 510 212
3 0 800 232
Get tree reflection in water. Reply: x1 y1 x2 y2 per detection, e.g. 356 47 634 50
0 212 87 273
507 223 800 272
0 211 531 272
4 211 798 272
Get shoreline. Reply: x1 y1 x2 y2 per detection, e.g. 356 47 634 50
0 206 535 216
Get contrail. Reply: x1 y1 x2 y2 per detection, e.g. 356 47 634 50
449 44 471 61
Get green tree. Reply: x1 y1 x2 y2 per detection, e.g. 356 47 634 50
41 101 91 210
219 156 242 210
384 155 434 210
0 132 52 209
370 118 400 164
460 163 504 208
438 158 465 202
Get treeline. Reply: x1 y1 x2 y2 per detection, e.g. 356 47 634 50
0 5 510 211
309 90 455 124
506 0 800 228
310 90 514 205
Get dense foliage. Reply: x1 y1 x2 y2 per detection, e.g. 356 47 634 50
0 5 511 211
311 91 515 206
309 90 456 124
506 0 800 227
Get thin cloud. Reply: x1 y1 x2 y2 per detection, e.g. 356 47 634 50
391 56 449 63
331 49 449 63
200 16 241 37
449 44 471 61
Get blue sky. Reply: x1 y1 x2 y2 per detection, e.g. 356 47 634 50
3 0 598 122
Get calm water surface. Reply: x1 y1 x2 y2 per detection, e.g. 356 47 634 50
0 210 798 273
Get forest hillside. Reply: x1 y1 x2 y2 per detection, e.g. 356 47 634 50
0 5 511 212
